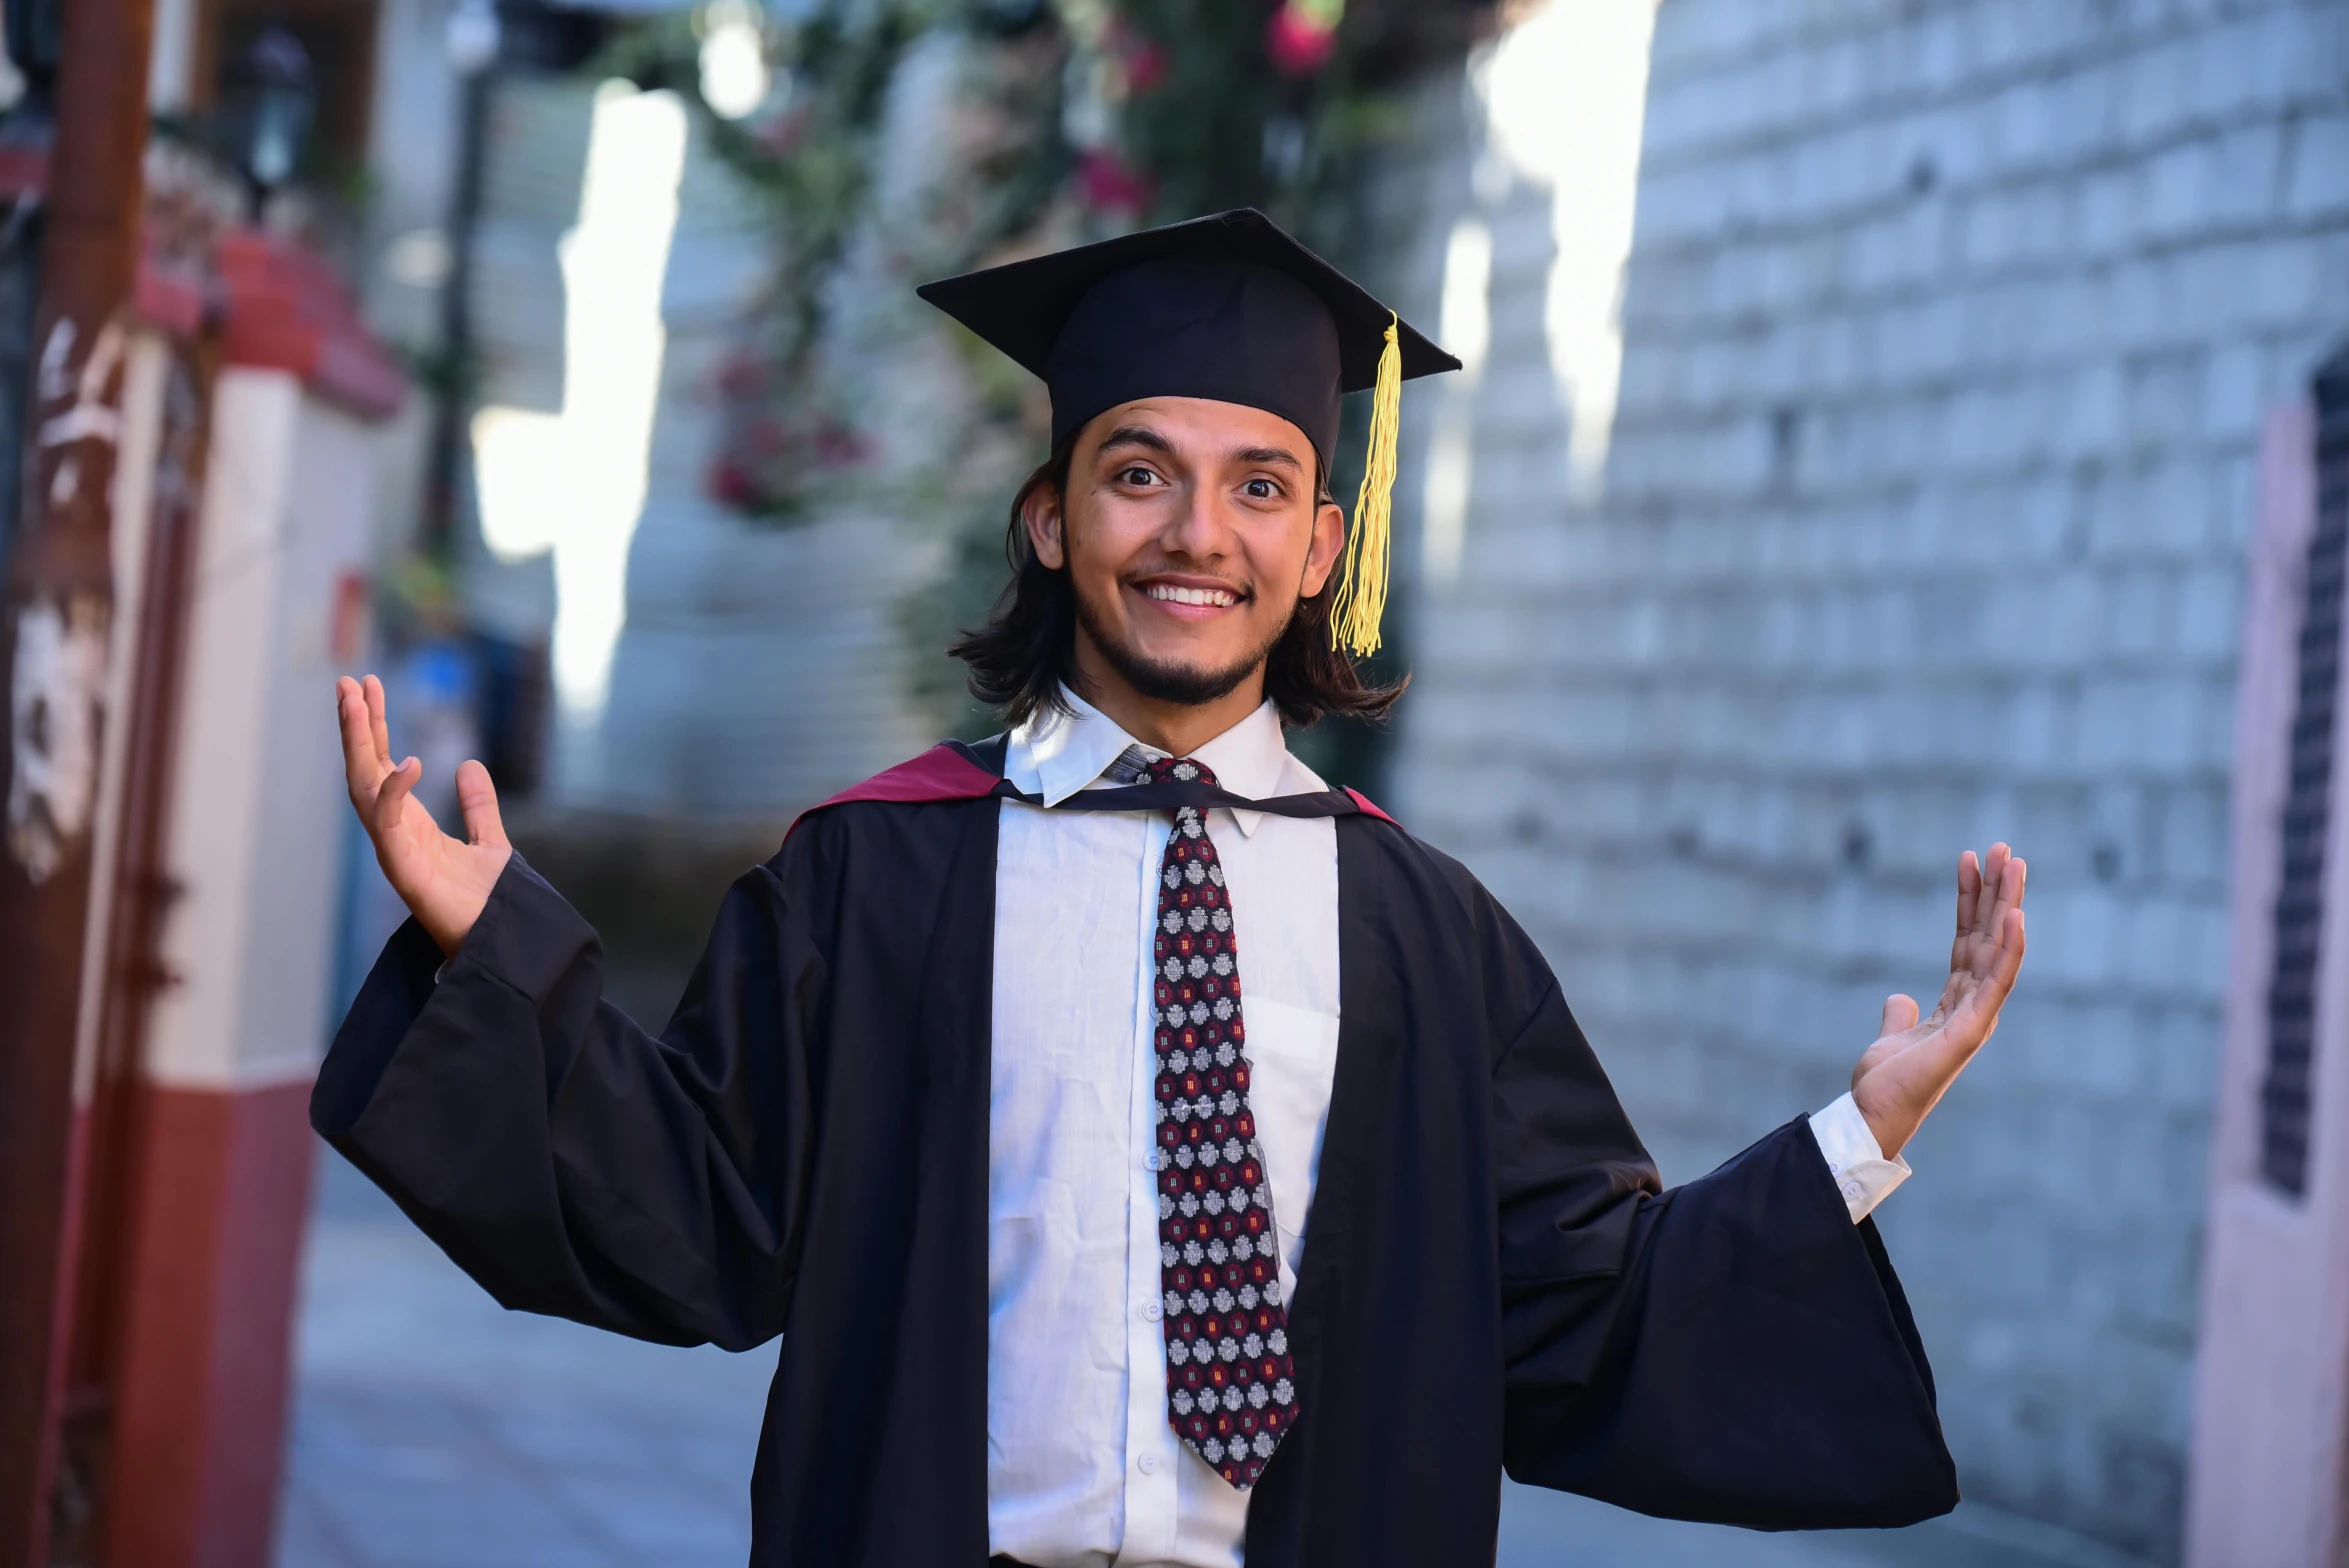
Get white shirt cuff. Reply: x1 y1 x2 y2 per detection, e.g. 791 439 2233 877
1807 1092 1909 1224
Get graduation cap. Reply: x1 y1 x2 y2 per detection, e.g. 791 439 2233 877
917 208 1460 658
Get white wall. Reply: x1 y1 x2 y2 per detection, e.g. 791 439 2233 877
149 372 381 1088
1390 1 2349 1558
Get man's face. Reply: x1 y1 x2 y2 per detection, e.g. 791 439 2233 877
1024 397 1347 709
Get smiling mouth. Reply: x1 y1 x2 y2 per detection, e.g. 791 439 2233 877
1144 584 1242 608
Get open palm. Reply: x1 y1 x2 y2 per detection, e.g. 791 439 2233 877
337 673 512 956
1849 843 2028 1160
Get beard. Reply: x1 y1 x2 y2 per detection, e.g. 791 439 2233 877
1072 573 1294 708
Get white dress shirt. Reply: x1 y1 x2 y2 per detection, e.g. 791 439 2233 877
982 692 1906 1568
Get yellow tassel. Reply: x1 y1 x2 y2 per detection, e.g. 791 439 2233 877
1331 312 1402 658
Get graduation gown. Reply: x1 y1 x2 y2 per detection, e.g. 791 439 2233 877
312 742 1958 1566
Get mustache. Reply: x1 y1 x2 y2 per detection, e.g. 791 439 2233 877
1075 576 1293 709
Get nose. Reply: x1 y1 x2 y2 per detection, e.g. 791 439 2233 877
1162 478 1234 562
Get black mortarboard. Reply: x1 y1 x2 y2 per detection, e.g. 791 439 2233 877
915 208 1460 657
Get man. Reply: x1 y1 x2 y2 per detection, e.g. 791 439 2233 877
318 210 2027 1567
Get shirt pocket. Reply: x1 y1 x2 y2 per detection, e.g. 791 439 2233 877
987 1176 1081 1315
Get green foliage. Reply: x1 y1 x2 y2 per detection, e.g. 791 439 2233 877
704 0 955 347
1115 0 1292 219
610 0 1490 518
606 0 1488 773
1115 0 1491 234
602 0 1068 517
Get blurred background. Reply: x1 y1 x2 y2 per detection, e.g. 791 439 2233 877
0 0 2345 1565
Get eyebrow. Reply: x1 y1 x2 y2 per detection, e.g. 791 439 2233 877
1097 425 1178 458
1233 445 1304 473
1096 427 1306 474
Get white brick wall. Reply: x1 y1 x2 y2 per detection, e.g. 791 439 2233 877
1390 1 2349 1558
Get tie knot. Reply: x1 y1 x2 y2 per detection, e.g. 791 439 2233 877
1146 755 1218 789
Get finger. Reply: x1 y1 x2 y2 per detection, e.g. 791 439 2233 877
1972 843 2010 941
371 755 423 842
1880 993 1921 1036
1993 906 2026 985
336 678 382 799
363 674 393 770
1950 849 1981 971
455 759 509 849
1975 853 2026 977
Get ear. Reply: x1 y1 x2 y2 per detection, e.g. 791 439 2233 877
1298 497 1346 599
1022 478 1067 570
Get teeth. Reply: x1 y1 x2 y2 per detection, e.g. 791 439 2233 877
1149 585 1237 608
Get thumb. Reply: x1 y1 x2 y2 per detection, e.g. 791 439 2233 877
1880 993 1921 1036
454 759 508 849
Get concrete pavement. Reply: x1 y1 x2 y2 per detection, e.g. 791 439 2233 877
276 1151 2139 1568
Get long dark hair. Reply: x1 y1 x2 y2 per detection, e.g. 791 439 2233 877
947 438 1407 730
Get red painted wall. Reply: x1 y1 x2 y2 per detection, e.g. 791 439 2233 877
102 1081 315 1568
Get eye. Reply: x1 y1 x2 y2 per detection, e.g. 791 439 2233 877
1117 465 1161 488
1242 477 1281 500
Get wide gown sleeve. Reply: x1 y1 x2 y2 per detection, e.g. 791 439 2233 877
310 851 813 1351
1494 980 1958 1529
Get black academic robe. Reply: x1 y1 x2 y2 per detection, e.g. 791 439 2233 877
312 743 1958 1567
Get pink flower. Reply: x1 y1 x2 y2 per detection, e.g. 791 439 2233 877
714 351 767 399
1124 38 1168 95
1078 148 1155 215
706 458 762 508
1264 3 1338 75
813 418 870 468
743 415 789 458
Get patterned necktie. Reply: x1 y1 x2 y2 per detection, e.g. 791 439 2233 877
1148 755 1298 1489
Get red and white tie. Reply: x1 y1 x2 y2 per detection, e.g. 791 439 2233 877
1147 755 1298 1490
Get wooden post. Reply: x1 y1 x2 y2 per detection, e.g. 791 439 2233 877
0 0 156 1554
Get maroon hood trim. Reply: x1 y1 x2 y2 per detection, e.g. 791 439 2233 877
789 742 1400 837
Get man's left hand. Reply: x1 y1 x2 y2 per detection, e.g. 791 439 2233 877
1850 843 2028 1161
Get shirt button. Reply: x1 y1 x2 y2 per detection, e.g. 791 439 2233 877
1137 1452 1160 1475
1842 1180 1863 1201
1144 1301 1163 1321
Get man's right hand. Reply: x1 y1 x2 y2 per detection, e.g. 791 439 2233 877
338 673 513 957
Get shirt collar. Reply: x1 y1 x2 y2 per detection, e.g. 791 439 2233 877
1002 689 1322 837
1005 688 1144 808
